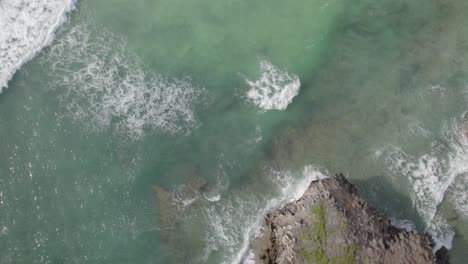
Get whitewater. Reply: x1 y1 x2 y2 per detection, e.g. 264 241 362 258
44 22 206 138
246 60 300 111
377 112 468 251
0 0 76 91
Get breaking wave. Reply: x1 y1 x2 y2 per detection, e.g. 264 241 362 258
0 0 76 91
44 23 205 138
201 165 328 264
246 60 300 111
377 113 468 250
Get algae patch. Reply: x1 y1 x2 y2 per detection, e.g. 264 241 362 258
298 200 356 264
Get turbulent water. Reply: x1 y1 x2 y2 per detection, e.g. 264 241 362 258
0 0 76 91
1 0 468 263
246 60 301 111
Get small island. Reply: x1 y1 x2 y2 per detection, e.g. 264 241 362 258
243 174 449 264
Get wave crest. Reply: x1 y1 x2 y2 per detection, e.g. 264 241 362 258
0 0 76 91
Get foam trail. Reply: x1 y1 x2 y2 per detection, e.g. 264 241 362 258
380 113 468 250
246 60 300 110
0 0 76 91
44 23 205 138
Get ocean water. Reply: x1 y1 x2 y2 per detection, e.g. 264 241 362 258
1 0 468 263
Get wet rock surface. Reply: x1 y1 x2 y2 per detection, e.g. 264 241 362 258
244 174 442 264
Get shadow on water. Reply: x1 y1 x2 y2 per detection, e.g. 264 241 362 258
350 175 426 231
450 228 468 264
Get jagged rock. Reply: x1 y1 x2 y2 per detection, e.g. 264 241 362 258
245 174 438 264
435 246 450 264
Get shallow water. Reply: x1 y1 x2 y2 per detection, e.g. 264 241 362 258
1 0 468 263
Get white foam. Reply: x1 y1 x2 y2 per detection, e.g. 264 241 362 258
204 194 221 202
380 113 468 249
0 0 76 91
254 126 263 143
447 173 468 219
198 165 328 264
428 215 455 252
427 84 447 98
246 60 300 111
241 250 256 264
203 165 229 203
44 23 205 138
0 226 8 237
390 218 416 232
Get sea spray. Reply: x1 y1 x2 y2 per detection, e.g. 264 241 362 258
0 0 76 91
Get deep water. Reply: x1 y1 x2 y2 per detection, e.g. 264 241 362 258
1 0 468 263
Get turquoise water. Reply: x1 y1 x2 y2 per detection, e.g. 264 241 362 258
1 0 468 263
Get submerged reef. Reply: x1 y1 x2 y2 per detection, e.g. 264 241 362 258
244 174 447 264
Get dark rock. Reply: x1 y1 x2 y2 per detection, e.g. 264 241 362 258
435 247 450 264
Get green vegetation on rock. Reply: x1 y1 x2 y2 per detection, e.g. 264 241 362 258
298 200 357 264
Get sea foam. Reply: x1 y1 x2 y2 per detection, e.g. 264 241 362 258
199 165 328 264
379 113 468 250
0 0 76 91
44 23 205 138
246 60 300 111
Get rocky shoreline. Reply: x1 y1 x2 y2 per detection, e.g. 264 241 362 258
243 174 449 264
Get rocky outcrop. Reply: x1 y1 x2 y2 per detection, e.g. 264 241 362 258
151 162 208 264
245 174 442 264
